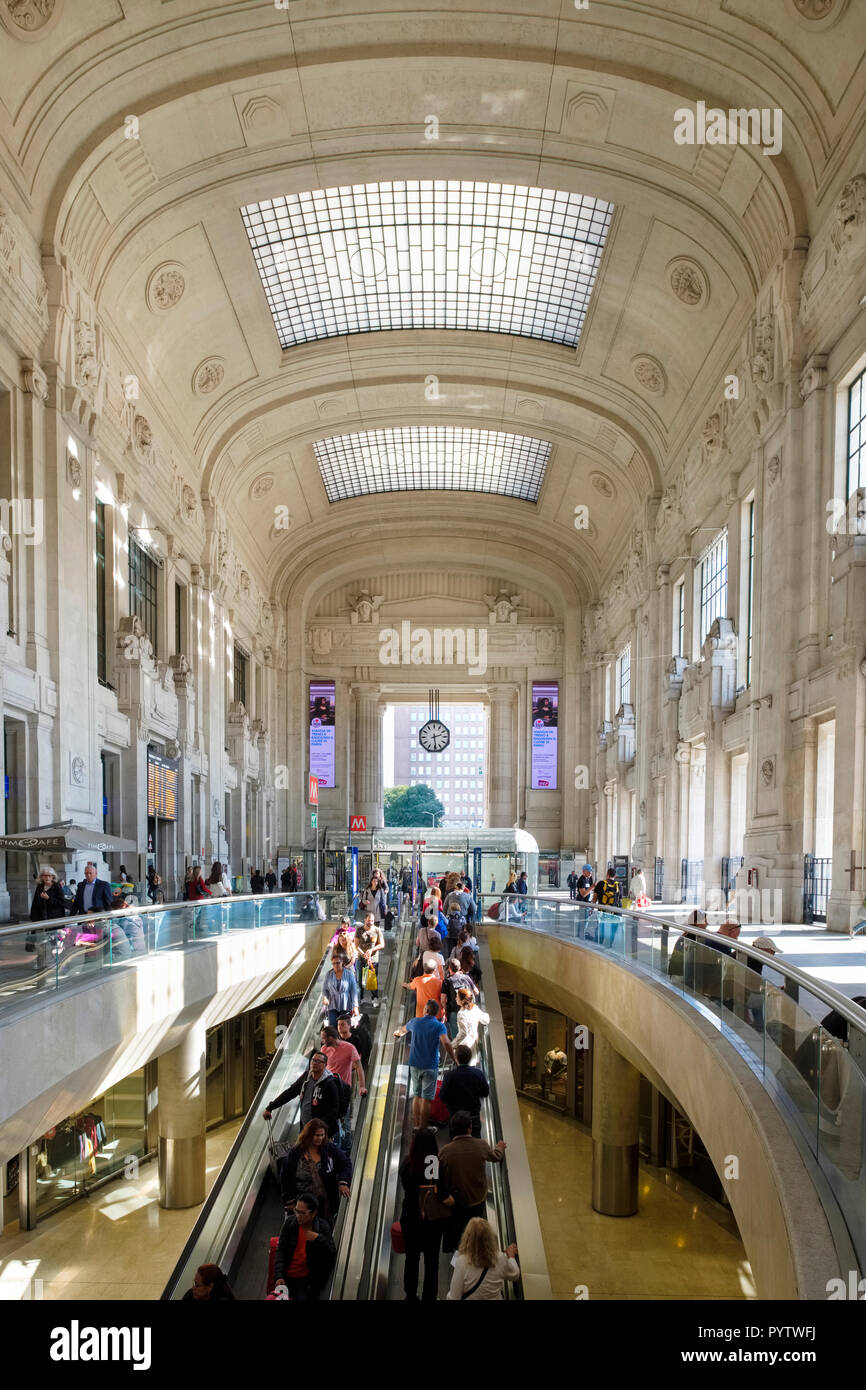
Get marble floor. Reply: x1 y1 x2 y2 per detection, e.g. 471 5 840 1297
518 1099 756 1301
0 1119 242 1301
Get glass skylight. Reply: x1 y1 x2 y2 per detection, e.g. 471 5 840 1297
314 426 551 503
241 181 613 349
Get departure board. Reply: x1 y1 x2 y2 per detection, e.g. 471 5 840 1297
147 754 178 821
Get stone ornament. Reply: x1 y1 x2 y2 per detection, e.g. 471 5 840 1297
831 174 866 255
760 757 775 786
181 483 198 523
668 257 708 308
0 205 15 269
790 0 847 22
70 754 86 786
0 0 61 37
249 473 275 501
146 263 185 312
192 358 224 395
134 414 153 453
749 313 775 385
66 452 82 489
766 453 782 486
590 472 615 498
349 590 384 625
20 357 48 401
632 355 667 395
74 320 100 395
484 587 521 625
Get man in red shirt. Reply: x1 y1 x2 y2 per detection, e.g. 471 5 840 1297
402 966 444 1019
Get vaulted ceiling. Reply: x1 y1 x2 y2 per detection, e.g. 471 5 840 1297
1 0 862 613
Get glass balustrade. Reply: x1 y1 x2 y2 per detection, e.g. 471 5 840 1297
478 892 866 1267
0 891 349 1009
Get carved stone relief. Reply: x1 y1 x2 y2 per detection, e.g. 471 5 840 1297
0 0 60 36
192 358 225 395
146 263 186 312
632 355 667 395
668 257 708 308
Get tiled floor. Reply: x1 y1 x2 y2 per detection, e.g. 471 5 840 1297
0 1120 242 1301
518 1099 756 1301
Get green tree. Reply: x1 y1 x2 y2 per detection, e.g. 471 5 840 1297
384 784 445 827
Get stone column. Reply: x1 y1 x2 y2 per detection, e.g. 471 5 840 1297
488 684 517 827
158 1022 207 1209
591 1032 640 1216
352 684 384 827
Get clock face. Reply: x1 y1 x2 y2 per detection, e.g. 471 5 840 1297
419 719 450 752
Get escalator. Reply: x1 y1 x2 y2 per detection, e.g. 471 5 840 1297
333 930 525 1301
163 916 529 1300
162 913 403 1300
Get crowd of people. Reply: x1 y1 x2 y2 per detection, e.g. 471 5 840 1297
188 865 519 1302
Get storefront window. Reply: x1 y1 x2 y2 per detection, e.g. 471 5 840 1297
35 1070 147 1221
521 998 568 1109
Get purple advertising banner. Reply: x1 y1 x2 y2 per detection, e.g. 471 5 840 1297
531 681 558 790
309 681 336 788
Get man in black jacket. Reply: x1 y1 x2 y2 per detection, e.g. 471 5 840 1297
263 1051 341 1138
440 1044 489 1137
273 1194 337 1300
71 863 113 916
337 1012 371 1069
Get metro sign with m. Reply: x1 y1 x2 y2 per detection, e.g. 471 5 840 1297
308 775 319 805
350 815 367 832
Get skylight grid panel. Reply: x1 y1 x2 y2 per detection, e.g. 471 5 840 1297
314 426 549 503
243 181 612 348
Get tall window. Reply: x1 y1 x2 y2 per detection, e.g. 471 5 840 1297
96 500 107 684
847 366 866 497
699 532 728 648
128 537 158 655
746 500 755 687
673 579 684 658
175 581 186 656
234 644 248 709
617 644 631 708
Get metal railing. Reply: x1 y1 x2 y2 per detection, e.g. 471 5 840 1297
804 854 832 924
478 892 866 1271
0 890 350 1013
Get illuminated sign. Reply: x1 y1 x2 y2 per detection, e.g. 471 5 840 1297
530 681 558 790
147 754 179 820
309 680 336 788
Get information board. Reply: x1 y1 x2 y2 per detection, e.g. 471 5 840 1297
530 681 558 790
147 754 178 821
309 680 336 788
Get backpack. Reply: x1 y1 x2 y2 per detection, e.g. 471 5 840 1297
598 879 620 907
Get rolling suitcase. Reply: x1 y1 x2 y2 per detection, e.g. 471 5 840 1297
430 1076 449 1124
266 1234 280 1295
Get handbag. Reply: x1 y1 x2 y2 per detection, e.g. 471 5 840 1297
390 1220 406 1254
419 1181 451 1223
363 965 378 992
